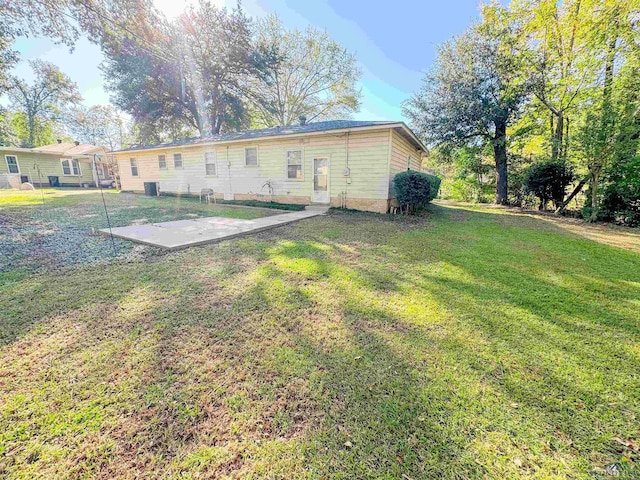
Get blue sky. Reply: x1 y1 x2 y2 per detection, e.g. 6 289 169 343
6 0 486 122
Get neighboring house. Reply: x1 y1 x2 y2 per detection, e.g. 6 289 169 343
0 141 114 188
111 120 427 213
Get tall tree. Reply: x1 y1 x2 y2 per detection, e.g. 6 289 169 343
554 0 640 216
404 5 531 204
7 60 81 147
64 104 130 151
177 1 277 134
251 15 362 127
98 0 276 140
514 0 594 162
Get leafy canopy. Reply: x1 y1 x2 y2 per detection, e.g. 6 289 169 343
251 15 362 127
7 60 81 147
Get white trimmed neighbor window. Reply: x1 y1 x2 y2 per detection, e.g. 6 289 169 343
204 151 216 176
244 147 258 167
5 155 19 174
286 150 303 180
158 155 167 170
61 158 81 176
130 158 138 176
174 153 183 169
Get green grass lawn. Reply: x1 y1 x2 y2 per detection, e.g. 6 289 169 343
1 193 639 479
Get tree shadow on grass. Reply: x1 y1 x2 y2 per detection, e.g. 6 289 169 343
260 208 640 476
2 204 639 478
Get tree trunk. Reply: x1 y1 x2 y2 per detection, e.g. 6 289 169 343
589 167 602 221
564 117 570 159
555 175 589 213
28 111 35 147
493 121 508 205
551 112 563 161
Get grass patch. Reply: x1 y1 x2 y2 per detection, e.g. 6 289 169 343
155 191 306 211
1 197 639 478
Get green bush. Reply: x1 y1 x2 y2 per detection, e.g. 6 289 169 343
524 160 575 210
598 156 640 226
425 173 441 202
393 170 440 214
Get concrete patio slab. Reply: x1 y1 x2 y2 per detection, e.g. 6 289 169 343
97 207 328 250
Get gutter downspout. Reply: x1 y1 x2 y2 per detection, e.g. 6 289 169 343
91 155 100 187
226 146 232 199
344 132 350 208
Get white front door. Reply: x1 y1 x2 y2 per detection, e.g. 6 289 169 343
312 157 329 204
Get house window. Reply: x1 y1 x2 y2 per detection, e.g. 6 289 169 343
158 155 167 170
174 153 183 169
204 151 216 176
244 147 258 167
407 155 412 169
61 158 81 176
5 155 19 174
130 158 138 177
286 150 303 180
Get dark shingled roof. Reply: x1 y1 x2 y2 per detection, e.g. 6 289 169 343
112 120 417 153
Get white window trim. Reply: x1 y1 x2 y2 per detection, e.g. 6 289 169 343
5 155 20 174
244 146 259 167
72 158 82 176
158 154 167 170
204 150 217 177
173 152 184 170
285 149 304 181
61 158 82 177
130 158 139 177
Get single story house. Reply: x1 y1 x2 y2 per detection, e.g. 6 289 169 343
0 141 113 188
111 120 427 213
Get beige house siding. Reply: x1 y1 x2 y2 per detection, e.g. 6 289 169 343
118 153 161 192
1 151 95 186
388 130 424 197
117 128 394 213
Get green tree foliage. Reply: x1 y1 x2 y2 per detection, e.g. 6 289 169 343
409 0 640 224
513 0 596 162
7 60 81 147
64 104 130 151
0 0 112 93
95 1 277 142
436 145 494 202
404 4 531 205
251 15 362 127
10 111 55 147
0 108 17 146
600 156 640 226
524 160 576 210
1 1 72 92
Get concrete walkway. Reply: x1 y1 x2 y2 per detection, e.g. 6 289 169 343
98 207 328 250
